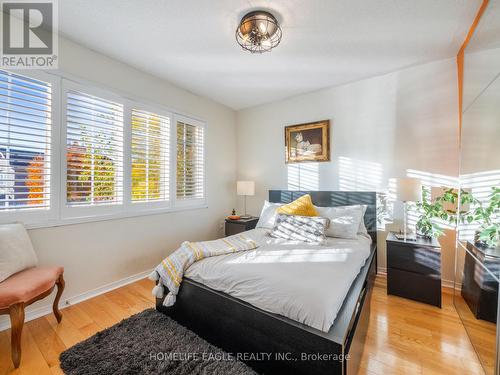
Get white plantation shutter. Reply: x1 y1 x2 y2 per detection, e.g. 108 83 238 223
176 118 205 200
0 70 52 210
131 109 170 202
66 90 124 206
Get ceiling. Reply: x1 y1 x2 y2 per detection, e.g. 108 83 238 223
59 0 481 110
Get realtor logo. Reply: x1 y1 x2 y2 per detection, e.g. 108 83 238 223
1 0 58 68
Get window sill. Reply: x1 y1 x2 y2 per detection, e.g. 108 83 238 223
24 204 208 230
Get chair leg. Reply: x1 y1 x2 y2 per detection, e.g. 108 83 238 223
9 303 25 368
53 274 65 323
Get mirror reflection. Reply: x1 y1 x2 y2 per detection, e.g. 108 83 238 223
455 2 500 374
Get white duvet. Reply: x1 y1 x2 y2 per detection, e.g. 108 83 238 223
184 228 371 333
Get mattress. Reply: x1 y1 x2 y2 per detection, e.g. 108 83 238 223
184 228 372 332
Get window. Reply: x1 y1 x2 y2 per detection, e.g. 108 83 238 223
0 71 207 226
0 70 52 211
176 117 205 201
131 109 170 203
65 90 124 207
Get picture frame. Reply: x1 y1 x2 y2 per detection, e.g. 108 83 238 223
285 120 330 163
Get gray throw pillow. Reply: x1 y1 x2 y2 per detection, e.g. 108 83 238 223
270 214 329 244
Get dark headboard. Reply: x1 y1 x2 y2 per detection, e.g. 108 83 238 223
269 190 377 243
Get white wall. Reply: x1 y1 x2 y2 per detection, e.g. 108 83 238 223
462 47 500 175
0 37 237 329
235 58 460 282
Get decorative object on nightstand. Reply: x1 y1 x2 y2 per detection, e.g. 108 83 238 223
225 217 259 237
237 181 255 219
393 178 422 241
227 209 241 220
386 231 441 307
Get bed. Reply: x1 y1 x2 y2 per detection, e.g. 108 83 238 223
156 190 377 375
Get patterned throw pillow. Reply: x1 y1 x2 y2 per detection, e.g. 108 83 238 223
276 194 318 217
270 214 329 244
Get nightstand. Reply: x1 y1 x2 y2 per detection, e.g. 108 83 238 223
386 232 442 307
225 217 259 236
461 241 500 323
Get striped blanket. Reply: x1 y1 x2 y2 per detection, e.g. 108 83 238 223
149 234 258 306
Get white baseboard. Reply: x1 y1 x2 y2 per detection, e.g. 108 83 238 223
377 266 455 289
0 268 153 332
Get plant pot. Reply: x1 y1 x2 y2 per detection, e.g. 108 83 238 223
417 232 432 240
474 230 487 248
474 229 500 249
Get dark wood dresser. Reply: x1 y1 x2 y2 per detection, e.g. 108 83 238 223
225 217 259 236
386 232 442 307
461 241 500 323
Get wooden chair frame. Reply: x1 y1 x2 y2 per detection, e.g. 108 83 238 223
0 273 65 368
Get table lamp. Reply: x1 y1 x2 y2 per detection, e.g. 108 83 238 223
395 178 422 241
237 181 255 219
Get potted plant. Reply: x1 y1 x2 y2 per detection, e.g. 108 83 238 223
415 187 448 238
412 186 499 247
414 187 475 239
439 186 499 249
466 187 499 249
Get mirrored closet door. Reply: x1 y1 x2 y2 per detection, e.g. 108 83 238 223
454 2 500 374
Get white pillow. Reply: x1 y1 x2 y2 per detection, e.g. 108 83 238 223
357 205 369 235
0 223 38 282
256 201 283 229
315 205 364 239
315 204 368 235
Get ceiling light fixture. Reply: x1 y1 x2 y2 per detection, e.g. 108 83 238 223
236 10 282 53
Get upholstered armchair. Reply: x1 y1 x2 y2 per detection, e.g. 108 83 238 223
0 223 65 368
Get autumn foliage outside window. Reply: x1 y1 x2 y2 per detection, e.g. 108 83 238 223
65 90 123 206
26 155 45 205
131 110 169 202
66 143 116 203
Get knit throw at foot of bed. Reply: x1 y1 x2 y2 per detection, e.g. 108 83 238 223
59 309 256 375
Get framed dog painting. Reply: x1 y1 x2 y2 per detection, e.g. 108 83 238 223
285 120 330 163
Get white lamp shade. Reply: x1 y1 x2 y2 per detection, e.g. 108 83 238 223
394 178 422 202
237 181 255 196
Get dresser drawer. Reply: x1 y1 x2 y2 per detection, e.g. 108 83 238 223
387 242 441 277
225 222 245 236
387 268 441 307
225 218 259 236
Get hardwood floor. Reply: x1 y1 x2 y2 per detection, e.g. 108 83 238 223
359 277 485 375
0 276 485 375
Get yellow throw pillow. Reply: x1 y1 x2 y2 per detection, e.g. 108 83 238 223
277 194 318 217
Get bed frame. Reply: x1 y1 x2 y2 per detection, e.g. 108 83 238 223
157 190 377 375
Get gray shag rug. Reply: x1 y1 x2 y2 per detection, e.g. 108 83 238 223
60 308 256 375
